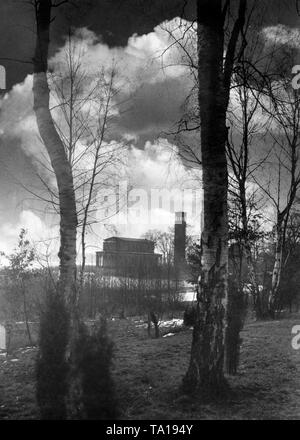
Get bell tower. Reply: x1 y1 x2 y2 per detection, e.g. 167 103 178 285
174 212 186 276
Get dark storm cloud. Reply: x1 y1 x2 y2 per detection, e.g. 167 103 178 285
117 75 191 143
0 0 195 90
0 0 297 90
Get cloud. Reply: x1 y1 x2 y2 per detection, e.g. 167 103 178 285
98 139 203 239
0 210 59 264
49 19 194 145
0 18 199 259
262 24 300 48
117 76 191 142
0 17 194 172
127 138 200 188
0 75 54 187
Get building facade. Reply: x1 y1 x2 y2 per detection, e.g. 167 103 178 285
96 237 161 277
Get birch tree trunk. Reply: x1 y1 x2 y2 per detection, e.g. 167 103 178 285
33 0 79 417
33 0 78 311
267 172 298 318
258 75 300 318
269 217 284 318
183 0 246 395
240 190 265 319
183 0 228 394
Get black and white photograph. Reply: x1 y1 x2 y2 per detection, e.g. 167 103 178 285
0 0 300 421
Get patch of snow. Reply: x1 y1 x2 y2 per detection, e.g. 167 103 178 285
20 347 35 354
159 319 183 328
135 318 184 330
181 291 197 302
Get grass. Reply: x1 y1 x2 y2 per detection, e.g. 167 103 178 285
0 315 300 419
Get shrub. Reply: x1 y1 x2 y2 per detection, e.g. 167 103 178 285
36 290 69 419
74 317 118 419
183 306 197 327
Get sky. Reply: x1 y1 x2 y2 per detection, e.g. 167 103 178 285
0 0 299 265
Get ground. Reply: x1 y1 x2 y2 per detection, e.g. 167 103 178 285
0 316 300 419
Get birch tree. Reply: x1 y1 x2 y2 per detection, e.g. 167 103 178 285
253 53 300 318
225 43 274 327
33 0 78 312
32 0 80 417
32 1 127 417
48 36 124 288
182 0 247 394
269 99 300 317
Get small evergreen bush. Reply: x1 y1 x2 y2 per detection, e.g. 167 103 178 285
36 290 69 419
183 306 197 327
75 318 118 419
